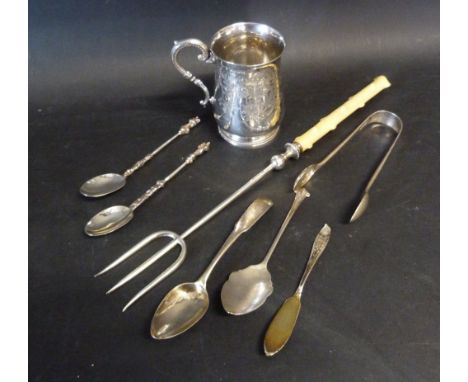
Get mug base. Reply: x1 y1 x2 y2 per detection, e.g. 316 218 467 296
218 126 280 149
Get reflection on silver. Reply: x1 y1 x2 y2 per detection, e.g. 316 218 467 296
221 264 273 315
150 198 273 339
220 187 310 316
171 22 285 148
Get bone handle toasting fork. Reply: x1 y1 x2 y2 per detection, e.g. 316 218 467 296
95 76 391 310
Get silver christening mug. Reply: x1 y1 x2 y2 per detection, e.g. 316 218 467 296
171 22 285 148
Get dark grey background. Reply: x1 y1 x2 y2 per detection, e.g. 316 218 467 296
29 1 439 381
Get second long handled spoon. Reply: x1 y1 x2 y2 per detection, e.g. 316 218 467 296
80 117 201 197
84 142 210 236
150 198 273 340
220 177 311 315
264 224 331 356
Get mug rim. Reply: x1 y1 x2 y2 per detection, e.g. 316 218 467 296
210 22 286 68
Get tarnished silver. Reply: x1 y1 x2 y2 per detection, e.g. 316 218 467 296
80 116 201 198
264 224 331 357
295 110 403 223
171 22 285 148
96 143 301 299
149 198 273 337
84 142 210 236
220 181 311 316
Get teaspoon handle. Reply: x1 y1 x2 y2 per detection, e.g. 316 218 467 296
295 224 331 297
262 188 310 265
198 198 273 286
198 230 241 287
123 117 201 178
129 142 210 211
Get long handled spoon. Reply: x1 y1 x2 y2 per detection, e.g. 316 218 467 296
220 178 310 315
264 224 331 356
150 198 273 339
80 117 201 197
84 142 210 236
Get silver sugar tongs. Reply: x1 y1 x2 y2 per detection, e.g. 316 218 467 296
294 110 403 222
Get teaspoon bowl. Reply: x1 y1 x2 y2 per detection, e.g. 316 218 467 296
150 282 209 340
80 173 126 198
221 264 273 315
84 205 134 236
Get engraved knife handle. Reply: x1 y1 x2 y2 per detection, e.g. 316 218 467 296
129 142 210 211
171 39 215 106
295 224 331 296
123 117 201 178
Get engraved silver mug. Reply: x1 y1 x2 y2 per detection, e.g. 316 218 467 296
171 22 285 148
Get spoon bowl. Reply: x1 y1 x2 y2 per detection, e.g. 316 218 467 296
80 173 126 197
293 164 318 191
221 264 273 315
84 205 134 236
150 282 209 340
220 187 310 316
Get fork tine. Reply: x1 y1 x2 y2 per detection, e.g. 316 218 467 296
104 231 186 294
122 242 187 312
94 231 166 277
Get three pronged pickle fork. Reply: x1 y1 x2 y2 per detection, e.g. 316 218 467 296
80 116 201 198
264 224 331 356
84 142 210 236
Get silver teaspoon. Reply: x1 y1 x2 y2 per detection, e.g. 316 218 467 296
84 142 210 236
80 117 200 197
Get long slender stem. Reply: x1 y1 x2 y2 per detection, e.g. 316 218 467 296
198 230 241 287
122 117 200 178
123 133 180 178
128 142 209 211
295 224 331 297
261 188 310 266
181 163 276 238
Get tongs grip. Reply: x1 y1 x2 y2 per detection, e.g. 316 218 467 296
294 75 391 151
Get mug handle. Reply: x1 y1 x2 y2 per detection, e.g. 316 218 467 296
171 39 214 106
